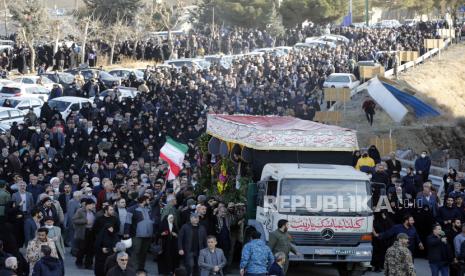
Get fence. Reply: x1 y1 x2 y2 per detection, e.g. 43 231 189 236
384 38 451 78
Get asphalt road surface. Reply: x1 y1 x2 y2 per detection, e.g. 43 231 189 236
62 249 431 276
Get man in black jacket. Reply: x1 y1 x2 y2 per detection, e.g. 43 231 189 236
427 224 451 276
178 213 207 276
386 152 402 178
106 252 136 276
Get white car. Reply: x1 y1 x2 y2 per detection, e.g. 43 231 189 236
164 59 202 70
0 79 15 91
0 97 44 117
0 107 26 125
0 83 50 101
252 48 287 57
12 76 61 91
374 20 402 29
90 86 139 102
319 34 350 44
403 19 418 27
47 96 92 119
274 46 294 54
0 123 10 133
323 73 360 89
294 40 336 50
108 68 145 81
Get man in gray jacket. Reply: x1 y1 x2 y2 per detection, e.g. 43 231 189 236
198 236 226 276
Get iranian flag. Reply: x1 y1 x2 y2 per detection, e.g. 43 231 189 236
160 137 189 180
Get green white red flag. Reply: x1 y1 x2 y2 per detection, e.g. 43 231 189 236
159 137 188 180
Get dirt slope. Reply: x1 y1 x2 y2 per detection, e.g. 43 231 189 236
338 42 465 157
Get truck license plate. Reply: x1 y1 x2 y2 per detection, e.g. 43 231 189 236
335 249 356 255
314 249 335 255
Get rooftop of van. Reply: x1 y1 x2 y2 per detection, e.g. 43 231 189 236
261 163 370 181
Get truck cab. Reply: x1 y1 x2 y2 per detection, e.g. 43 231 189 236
249 163 373 276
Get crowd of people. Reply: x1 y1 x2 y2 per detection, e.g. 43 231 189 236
353 148 465 276
0 21 460 276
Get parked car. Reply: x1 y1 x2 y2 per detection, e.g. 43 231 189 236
0 97 43 117
374 20 402 29
108 68 145 81
164 58 211 70
90 86 139 102
12 75 61 91
42 72 75 89
47 96 92 119
252 48 287 57
66 68 121 89
403 19 418 27
274 46 294 54
0 107 26 125
323 73 360 89
0 79 15 90
295 40 337 50
0 123 10 133
319 34 350 44
0 83 50 101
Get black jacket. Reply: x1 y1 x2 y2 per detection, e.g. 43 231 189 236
178 223 207 256
106 265 136 276
32 256 63 276
426 234 451 264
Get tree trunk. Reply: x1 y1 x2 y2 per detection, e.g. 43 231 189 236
53 25 60 54
29 44 36 73
133 40 138 58
110 39 116 65
168 29 174 59
81 20 89 65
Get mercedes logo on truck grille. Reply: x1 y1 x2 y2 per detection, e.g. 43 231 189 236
321 228 335 240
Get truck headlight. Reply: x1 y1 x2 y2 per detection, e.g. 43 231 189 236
355 250 372 256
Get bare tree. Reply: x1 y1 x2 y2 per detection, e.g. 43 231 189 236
128 8 154 59
73 8 101 65
152 0 187 57
9 0 49 72
99 15 130 65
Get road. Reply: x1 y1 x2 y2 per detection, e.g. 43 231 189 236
62 249 431 276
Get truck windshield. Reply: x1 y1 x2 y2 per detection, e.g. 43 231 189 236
279 178 371 215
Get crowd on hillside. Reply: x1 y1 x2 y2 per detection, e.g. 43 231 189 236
0 22 462 276
0 22 446 74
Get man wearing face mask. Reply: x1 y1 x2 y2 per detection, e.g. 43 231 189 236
268 219 300 274
44 216 65 269
90 177 103 196
415 151 432 182
43 140 57 160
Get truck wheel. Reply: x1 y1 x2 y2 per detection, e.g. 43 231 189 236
336 264 350 276
337 264 366 276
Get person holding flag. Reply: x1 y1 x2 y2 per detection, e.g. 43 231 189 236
160 137 189 180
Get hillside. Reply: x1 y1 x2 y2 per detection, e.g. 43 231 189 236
338 42 465 158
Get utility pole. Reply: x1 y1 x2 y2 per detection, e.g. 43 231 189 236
365 0 369 26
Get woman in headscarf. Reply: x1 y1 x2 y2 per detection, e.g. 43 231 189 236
371 211 394 272
352 150 361 167
94 223 119 276
157 214 179 276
